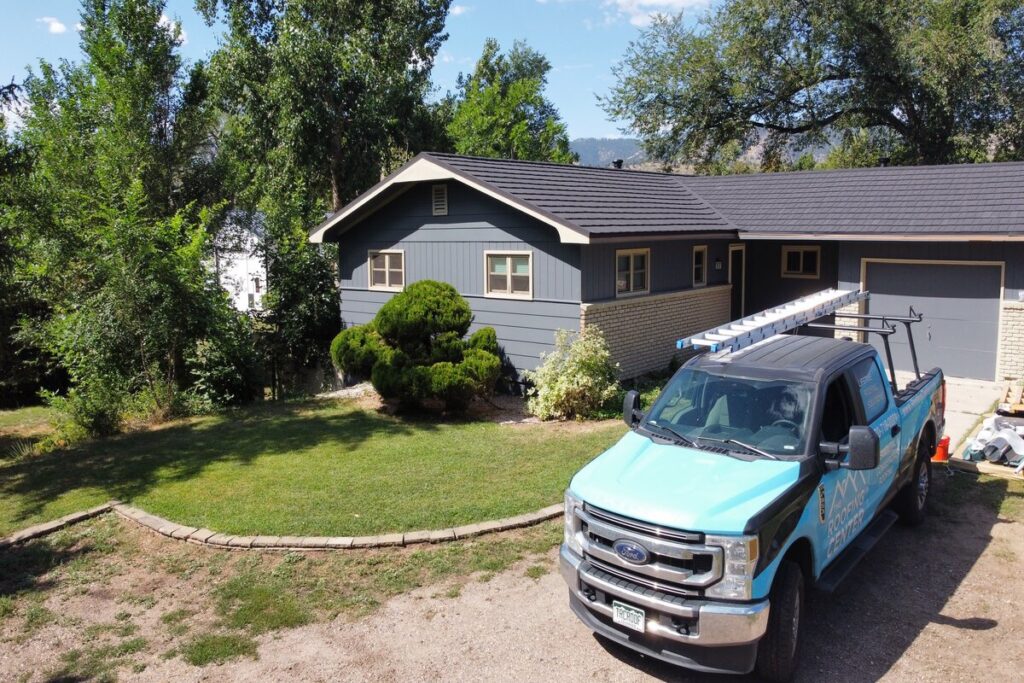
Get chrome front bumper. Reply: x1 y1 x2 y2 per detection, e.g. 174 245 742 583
560 544 769 648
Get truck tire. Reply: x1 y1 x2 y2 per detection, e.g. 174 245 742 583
896 439 931 526
754 560 804 683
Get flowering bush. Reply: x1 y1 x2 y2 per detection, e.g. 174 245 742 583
525 327 619 420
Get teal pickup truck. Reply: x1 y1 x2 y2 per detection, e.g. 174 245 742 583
560 316 945 681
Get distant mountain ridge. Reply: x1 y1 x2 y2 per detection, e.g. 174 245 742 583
570 137 647 168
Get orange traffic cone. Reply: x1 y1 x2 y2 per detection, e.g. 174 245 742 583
932 436 951 462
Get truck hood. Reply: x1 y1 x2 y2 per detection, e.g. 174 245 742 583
569 430 803 535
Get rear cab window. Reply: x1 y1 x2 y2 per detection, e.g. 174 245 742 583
850 357 889 423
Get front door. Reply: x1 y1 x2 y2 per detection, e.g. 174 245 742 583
728 245 745 319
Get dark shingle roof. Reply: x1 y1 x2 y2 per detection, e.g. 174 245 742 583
427 153 732 236
683 161 1024 235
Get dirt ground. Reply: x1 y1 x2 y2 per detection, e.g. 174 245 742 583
2 470 1021 683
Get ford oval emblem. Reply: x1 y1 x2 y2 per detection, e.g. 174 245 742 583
613 539 650 565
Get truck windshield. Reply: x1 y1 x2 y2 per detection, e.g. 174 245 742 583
645 368 814 457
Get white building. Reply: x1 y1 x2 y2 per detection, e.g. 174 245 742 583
214 211 267 312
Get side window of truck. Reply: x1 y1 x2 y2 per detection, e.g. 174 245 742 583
821 376 856 443
850 357 888 423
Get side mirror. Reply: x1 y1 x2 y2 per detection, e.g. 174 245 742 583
623 390 641 428
845 426 880 470
820 426 879 471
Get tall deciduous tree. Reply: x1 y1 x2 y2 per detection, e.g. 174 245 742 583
603 0 1024 169
10 0 247 430
448 38 576 163
196 0 452 377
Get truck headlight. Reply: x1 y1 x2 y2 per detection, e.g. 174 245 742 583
563 490 583 556
705 534 759 600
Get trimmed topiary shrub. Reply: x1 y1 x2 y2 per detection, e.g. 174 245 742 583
375 281 473 361
330 280 502 413
331 324 385 381
524 327 620 420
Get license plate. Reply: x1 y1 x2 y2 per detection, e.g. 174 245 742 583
612 601 645 633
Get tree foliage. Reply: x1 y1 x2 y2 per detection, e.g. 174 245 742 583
603 0 1024 168
196 0 454 381
9 0 255 431
448 38 577 163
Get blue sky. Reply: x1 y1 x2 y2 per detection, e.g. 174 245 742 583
0 0 717 138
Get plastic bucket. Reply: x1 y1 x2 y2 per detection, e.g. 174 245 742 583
932 436 951 462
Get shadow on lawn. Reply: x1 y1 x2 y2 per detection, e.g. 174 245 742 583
0 400 432 526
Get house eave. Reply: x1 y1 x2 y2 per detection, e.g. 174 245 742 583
308 154 592 245
738 231 1024 242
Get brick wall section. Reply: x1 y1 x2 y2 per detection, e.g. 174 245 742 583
999 301 1024 380
833 301 866 342
580 285 731 379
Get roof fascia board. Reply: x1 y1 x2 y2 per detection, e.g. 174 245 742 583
588 231 738 243
309 156 590 245
739 232 1024 242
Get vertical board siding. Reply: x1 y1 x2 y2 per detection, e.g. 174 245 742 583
336 182 581 372
580 238 732 302
837 241 1024 300
742 241 839 314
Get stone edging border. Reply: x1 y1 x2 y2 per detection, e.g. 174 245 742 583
0 502 115 550
0 501 564 551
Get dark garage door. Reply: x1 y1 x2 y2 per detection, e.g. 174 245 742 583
864 261 1001 380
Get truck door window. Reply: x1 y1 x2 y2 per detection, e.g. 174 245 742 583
821 376 855 443
850 357 889 423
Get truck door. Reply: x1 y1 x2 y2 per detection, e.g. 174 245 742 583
816 373 871 565
848 356 902 512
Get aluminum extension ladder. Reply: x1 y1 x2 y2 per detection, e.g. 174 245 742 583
677 288 869 354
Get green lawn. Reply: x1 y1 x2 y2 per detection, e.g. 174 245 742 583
0 400 624 537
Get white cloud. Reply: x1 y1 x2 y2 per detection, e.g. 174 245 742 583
158 13 187 45
439 50 455 64
450 4 470 16
603 0 711 27
36 17 68 34
75 22 84 32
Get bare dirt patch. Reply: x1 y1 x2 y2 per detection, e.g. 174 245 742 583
2 470 1018 682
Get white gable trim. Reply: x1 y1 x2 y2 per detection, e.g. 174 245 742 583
308 157 590 244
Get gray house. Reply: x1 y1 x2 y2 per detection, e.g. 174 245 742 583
310 153 1024 382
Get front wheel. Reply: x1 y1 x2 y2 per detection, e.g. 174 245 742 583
897 439 932 526
754 560 804 682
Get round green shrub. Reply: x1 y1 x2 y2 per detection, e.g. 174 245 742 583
460 348 501 396
374 281 472 360
467 327 500 357
330 324 384 380
428 361 475 412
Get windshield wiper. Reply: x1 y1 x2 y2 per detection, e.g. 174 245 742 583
700 436 780 460
644 422 698 448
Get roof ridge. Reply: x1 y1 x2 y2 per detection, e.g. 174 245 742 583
422 151 687 178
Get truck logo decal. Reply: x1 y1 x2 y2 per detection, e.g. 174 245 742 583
613 540 651 565
818 485 826 523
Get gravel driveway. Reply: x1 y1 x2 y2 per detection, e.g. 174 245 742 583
130 473 1022 683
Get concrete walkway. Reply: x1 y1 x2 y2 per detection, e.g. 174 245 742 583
941 376 1007 450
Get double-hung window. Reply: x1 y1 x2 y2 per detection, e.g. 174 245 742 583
616 249 650 296
368 250 404 290
485 252 532 298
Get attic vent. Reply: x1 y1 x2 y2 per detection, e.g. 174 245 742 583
431 184 448 216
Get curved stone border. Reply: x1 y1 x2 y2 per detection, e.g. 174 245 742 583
1 502 563 551
0 502 115 550
110 502 563 550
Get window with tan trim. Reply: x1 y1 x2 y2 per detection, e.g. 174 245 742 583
616 248 650 296
484 251 532 298
693 245 708 287
368 250 405 290
781 245 820 279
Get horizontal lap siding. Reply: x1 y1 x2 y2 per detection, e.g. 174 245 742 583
336 183 581 372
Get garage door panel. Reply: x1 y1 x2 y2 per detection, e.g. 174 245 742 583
865 262 1001 380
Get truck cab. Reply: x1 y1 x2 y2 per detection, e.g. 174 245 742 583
561 332 944 681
